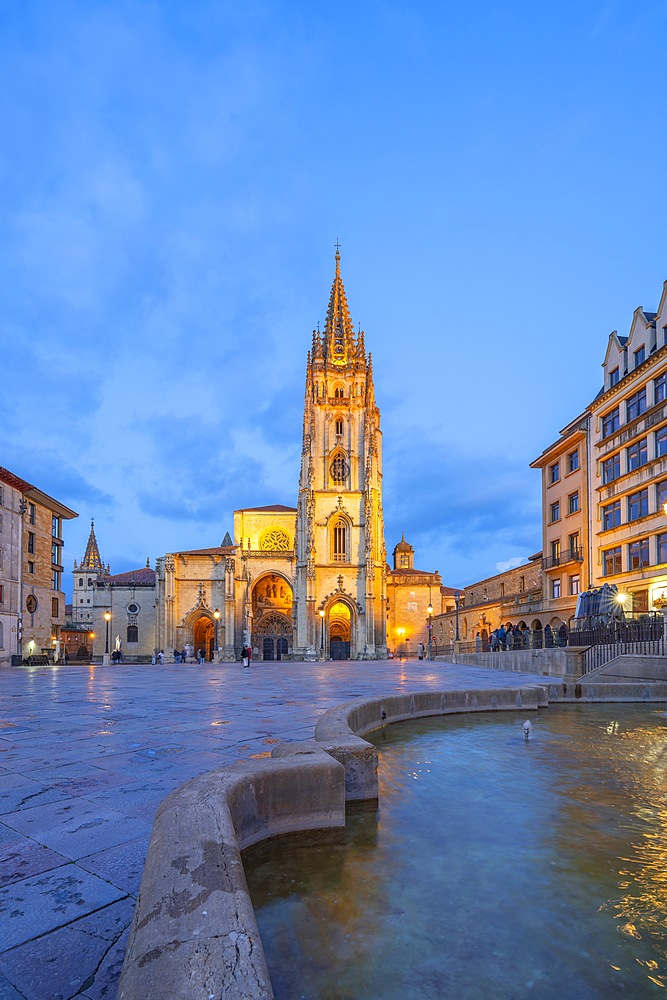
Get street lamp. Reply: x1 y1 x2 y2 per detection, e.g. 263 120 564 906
213 609 220 659
427 603 433 660
17 497 27 660
104 611 111 665
454 591 461 642
319 609 325 660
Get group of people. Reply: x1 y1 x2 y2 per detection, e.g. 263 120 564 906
484 622 568 652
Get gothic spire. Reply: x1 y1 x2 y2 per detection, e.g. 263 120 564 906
323 245 355 363
81 519 105 571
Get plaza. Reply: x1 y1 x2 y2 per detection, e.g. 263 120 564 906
0 657 560 1000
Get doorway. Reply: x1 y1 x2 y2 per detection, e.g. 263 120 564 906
329 600 351 660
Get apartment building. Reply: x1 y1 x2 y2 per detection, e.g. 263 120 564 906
530 411 591 625
0 466 77 665
592 283 667 612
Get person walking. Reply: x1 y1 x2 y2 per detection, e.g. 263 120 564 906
198 647 205 664
241 645 250 668
417 642 425 660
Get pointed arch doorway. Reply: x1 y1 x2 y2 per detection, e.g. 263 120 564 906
329 600 351 660
193 616 215 661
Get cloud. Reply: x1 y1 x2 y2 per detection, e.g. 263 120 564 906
495 556 527 573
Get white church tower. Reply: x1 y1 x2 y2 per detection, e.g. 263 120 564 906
293 248 387 660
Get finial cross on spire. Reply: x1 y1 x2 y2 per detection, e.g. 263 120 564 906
334 238 341 255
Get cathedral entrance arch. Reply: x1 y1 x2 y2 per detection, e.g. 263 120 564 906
193 616 215 661
329 600 351 660
252 573 293 661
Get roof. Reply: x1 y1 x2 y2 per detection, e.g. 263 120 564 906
0 466 78 519
107 567 156 586
175 547 233 556
393 533 413 552
236 504 297 513
440 585 462 597
389 567 435 577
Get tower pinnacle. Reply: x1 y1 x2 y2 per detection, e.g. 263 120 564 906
81 519 105 572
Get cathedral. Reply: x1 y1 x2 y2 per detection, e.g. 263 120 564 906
156 249 388 661
70 252 442 662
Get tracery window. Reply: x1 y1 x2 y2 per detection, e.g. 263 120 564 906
335 418 344 436
331 517 348 562
330 453 348 484
260 529 291 551
334 386 344 398
127 625 138 643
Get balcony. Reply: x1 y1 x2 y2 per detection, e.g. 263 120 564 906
541 546 584 570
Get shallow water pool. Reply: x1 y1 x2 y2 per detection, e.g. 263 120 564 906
245 704 667 999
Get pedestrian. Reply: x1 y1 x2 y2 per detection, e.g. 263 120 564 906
490 630 499 652
497 625 507 650
158 650 164 665
174 648 181 663
241 645 249 668
151 650 156 665
417 642 425 660
475 633 481 652
181 649 187 664
506 627 514 651
198 647 205 664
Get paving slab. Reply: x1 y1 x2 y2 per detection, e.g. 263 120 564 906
0 864 126 950
0 836 68 887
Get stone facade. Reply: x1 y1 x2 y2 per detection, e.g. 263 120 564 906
67 521 156 662
385 535 442 656
431 555 543 650
0 466 77 666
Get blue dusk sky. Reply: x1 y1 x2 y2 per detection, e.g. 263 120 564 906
3 0 667 598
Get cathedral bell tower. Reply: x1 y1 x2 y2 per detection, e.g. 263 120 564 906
294 249 387 660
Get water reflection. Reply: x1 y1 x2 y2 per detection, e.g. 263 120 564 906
247 705 667 999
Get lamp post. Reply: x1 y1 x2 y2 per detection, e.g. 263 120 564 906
319 609 325 661
427 603 433 660
213 609 220 662
454 591 461 646
104 611 111 666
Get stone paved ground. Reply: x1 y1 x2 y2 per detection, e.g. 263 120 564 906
0 658 551 1000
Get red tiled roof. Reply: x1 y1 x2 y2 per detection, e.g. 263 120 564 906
108 568 156 585
440 585 462 596
0 466 34 492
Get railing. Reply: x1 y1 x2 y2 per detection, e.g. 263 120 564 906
434 615 666 667
240 550 295 559
541 547 584 570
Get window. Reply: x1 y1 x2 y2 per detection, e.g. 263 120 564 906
28 503 35 525
331 518 348 562
0 622 3 648
28 561 34 574
603 547 622 575
27 532 35 554
568 532 581 558
568 491 579 514
658 533 667 564
569 575 580 595
0 548 3 569
127 625 139 643
52 571 60 590
519 576 525 592
655 373 667 404
627 438 648 471
656 426 667 457
0 584 3 603
550 501 560 522
634 346 646 368
500 583 505 597
629 538 650 570
330 454 348 483
51 598 59 618
335 418 343 436
602 501 621 530
79 577 83 586
658 480 667 512
51 542 59 564
626 387 647 421
664 326 667 348
52 516 60 538
609 367 620 388
551 579 561 599
334 386 344 398
551 540 561 563
602 453 621 483
628 489 648 521
549 462 560 484
568 450 579 473
602 407 620 438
